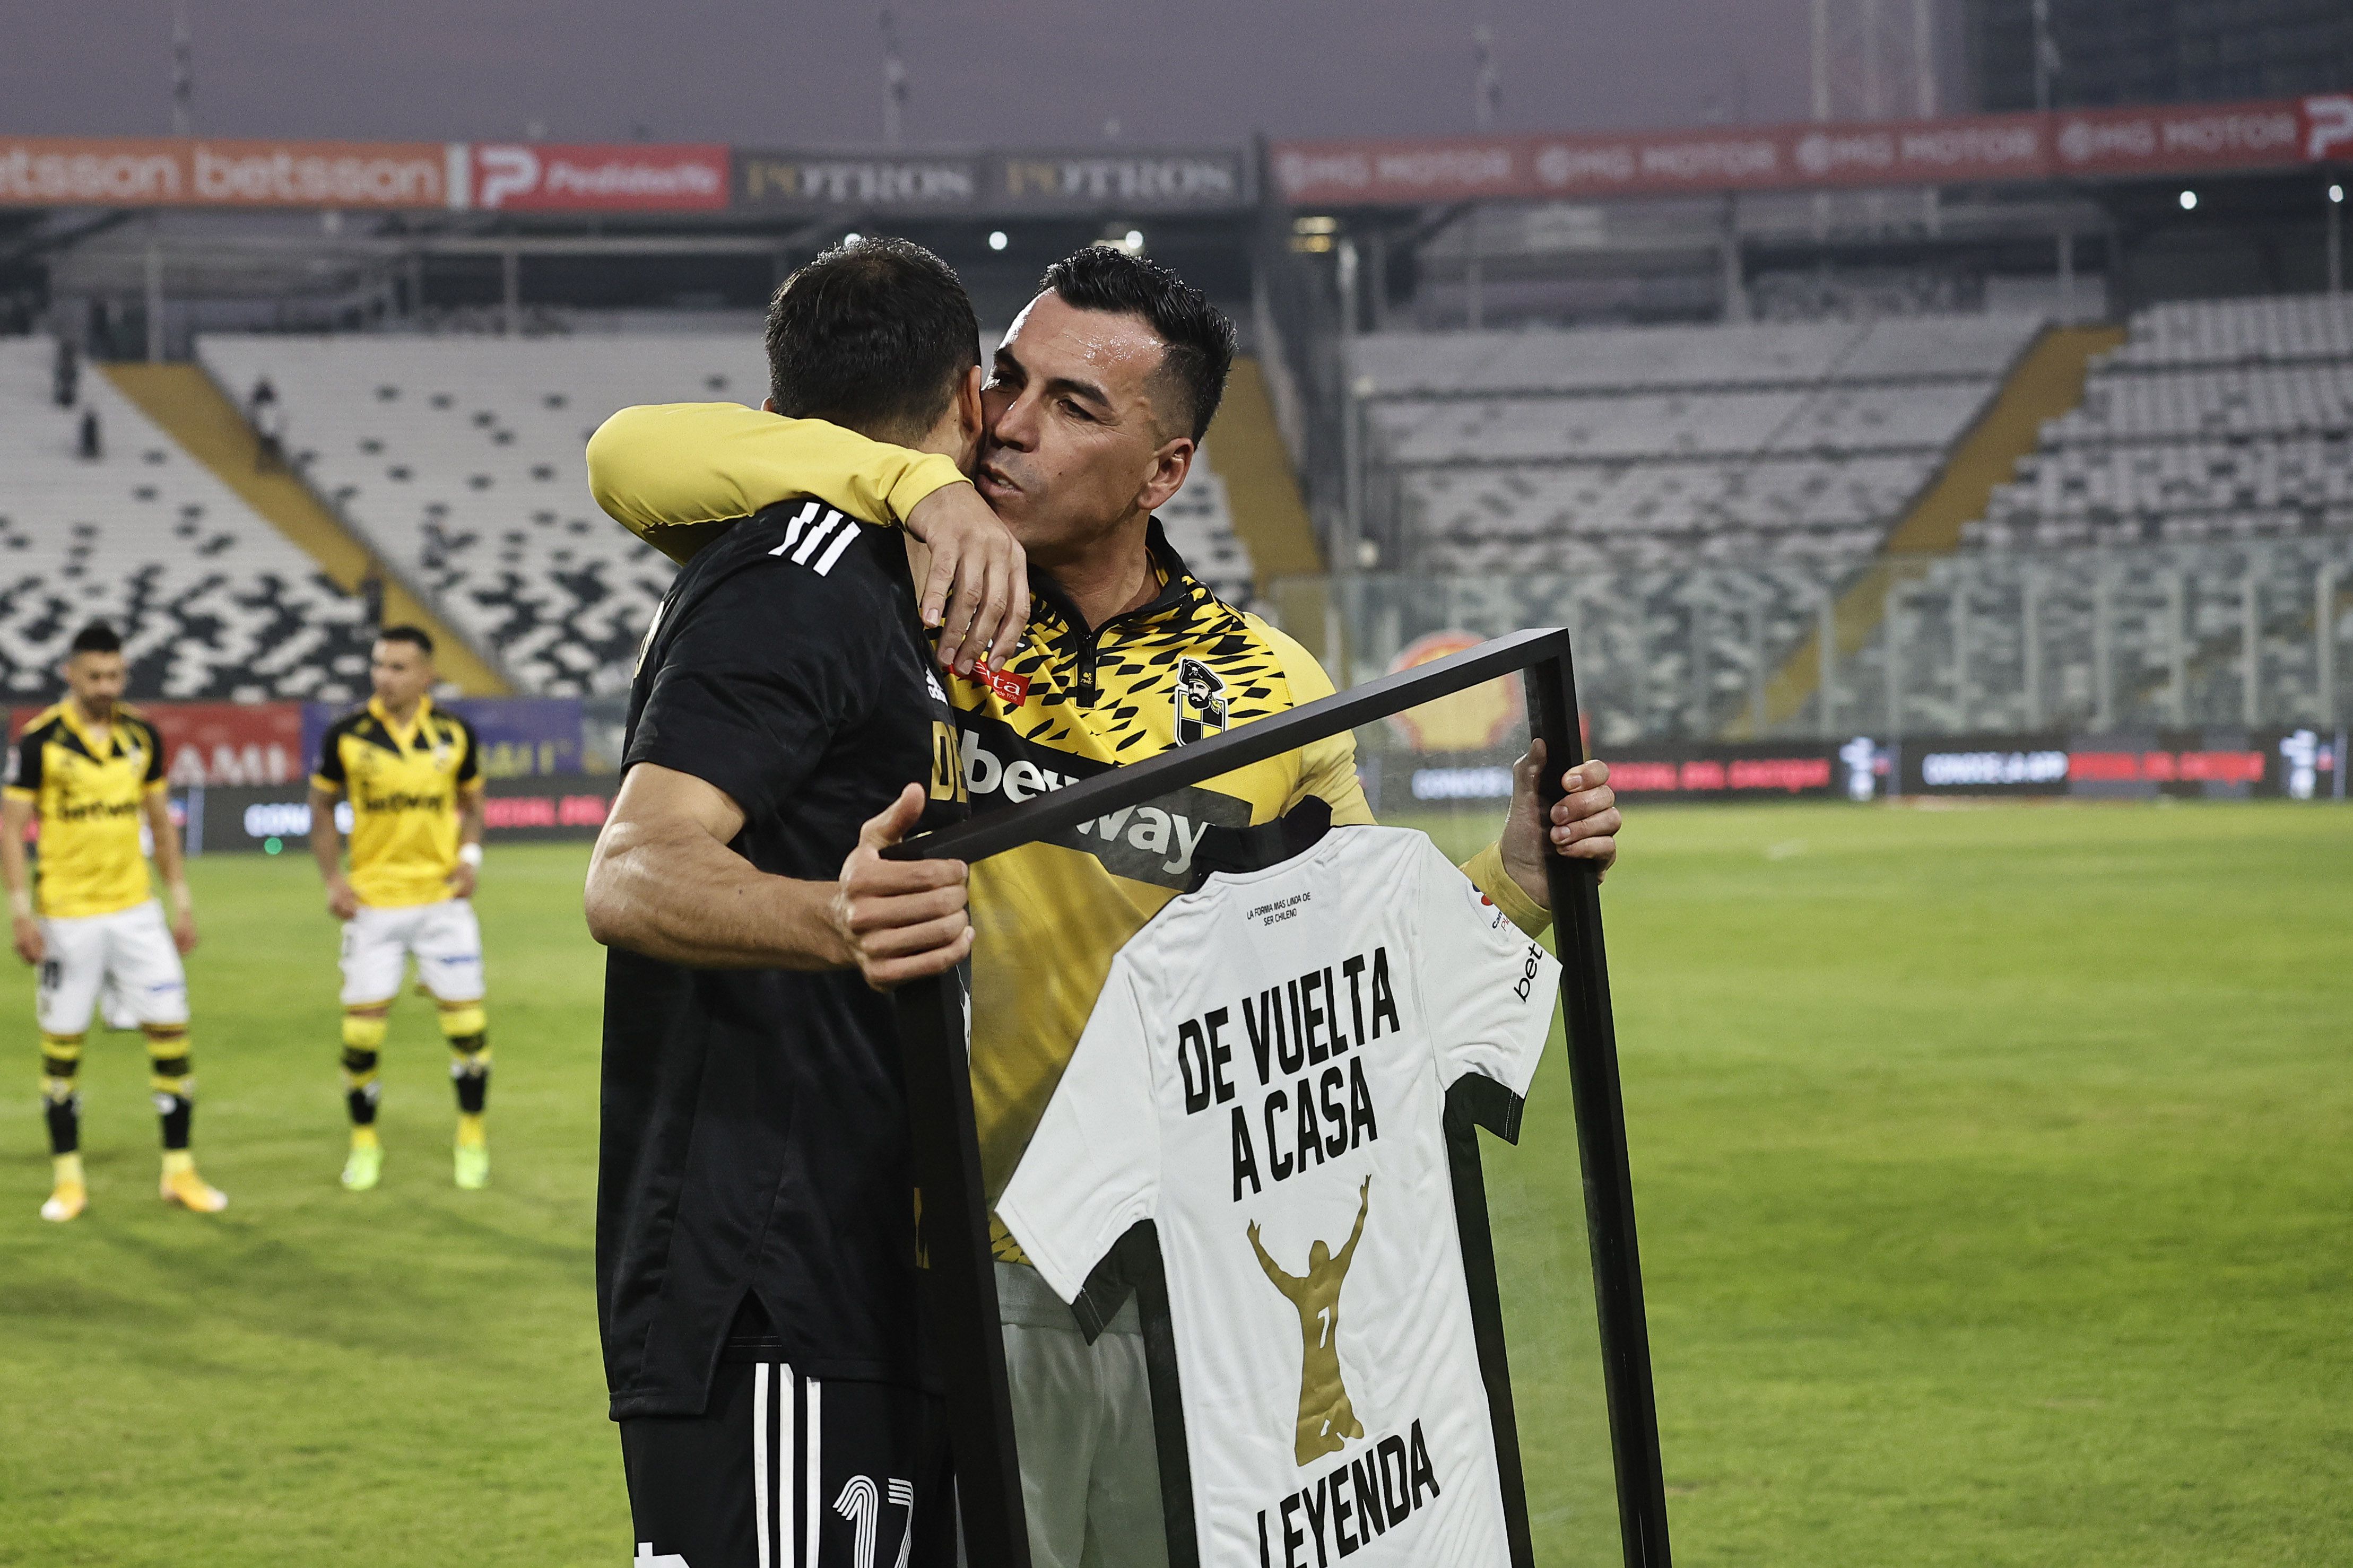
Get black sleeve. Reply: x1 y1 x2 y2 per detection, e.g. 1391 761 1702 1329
624 561 884 822
140 718 166 786
8 726 40 794
314 718 347 787
455 717 481 785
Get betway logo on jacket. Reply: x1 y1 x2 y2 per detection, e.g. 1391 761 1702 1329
957 713 1249 890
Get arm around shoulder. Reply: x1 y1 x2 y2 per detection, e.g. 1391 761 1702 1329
586 403 967 544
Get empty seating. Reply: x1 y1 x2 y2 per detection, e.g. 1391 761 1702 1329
198 333 1256 694
0 338 372 702
198 334 748 697
1355 313 2038 397
1359 313 2046 576
1968 295 2353 550
2107 294 2353 367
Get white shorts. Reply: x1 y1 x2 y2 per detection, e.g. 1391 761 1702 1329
38 900 189 1037
339 898 485 1008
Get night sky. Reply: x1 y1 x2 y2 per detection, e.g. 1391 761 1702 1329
7 1 1840 147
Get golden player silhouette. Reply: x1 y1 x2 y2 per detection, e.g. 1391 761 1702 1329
1249 1176 1372 1465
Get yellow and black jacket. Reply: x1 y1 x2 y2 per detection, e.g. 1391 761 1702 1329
312 696 480 909
586 403 1549 1256
6 703 166 919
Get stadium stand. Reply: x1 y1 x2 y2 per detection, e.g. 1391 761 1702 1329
1357 313 2047 573
196 334 750 696
2106 294 2353 367
1895 295 2353 735
1968 295 2353 548
197 332 1258 693
0 338 373 702
1340 314 2052 739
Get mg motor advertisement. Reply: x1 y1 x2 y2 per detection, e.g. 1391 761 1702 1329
1271 94 2345 206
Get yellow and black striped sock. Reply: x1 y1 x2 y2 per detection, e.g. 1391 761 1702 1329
440 1000 490 1141
341 1009 387 1130
143 1024 195 1151
40 1032 83 1156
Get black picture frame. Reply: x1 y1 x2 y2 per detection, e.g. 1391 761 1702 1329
886 625 1671 1568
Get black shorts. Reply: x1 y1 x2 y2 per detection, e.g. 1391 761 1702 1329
620 1360 954 1568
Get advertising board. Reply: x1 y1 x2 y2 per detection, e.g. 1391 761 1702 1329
460 142 729 212
185 772 616 855
731 145 1252 215
0 137 452 209
7 702 308 787
1271 95 2343 207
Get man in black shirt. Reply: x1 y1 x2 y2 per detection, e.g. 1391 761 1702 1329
584 239 993 1568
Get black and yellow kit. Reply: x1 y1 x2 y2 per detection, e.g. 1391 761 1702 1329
8 702 201 1171
6 703 166 918
587 404 1549 1265
311 696 481 908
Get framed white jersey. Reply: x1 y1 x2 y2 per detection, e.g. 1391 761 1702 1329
997 824 1562 1567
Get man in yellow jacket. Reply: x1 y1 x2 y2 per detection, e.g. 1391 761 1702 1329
589 244 1619 1567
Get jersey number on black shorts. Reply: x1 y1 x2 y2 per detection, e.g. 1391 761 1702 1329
831 1474 914 1568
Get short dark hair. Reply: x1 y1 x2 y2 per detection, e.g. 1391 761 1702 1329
377 624 434 656
766 238 980 442
68 620 120 656
1038 247 1236 442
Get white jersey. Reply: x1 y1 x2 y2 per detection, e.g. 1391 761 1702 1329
997 825 1561 1568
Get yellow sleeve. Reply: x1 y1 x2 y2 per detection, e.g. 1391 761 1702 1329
1253 616 1374 826
585 403 970 557
1253 613 1552 938
1460 839 1550 939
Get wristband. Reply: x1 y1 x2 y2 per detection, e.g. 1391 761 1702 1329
457 843 484 868
8 890 29 920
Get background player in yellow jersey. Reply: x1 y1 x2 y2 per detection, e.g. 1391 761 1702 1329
307 625 490 1192
1 620 224 1222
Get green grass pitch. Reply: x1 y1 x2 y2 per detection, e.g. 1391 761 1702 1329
1 802 2346 1565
